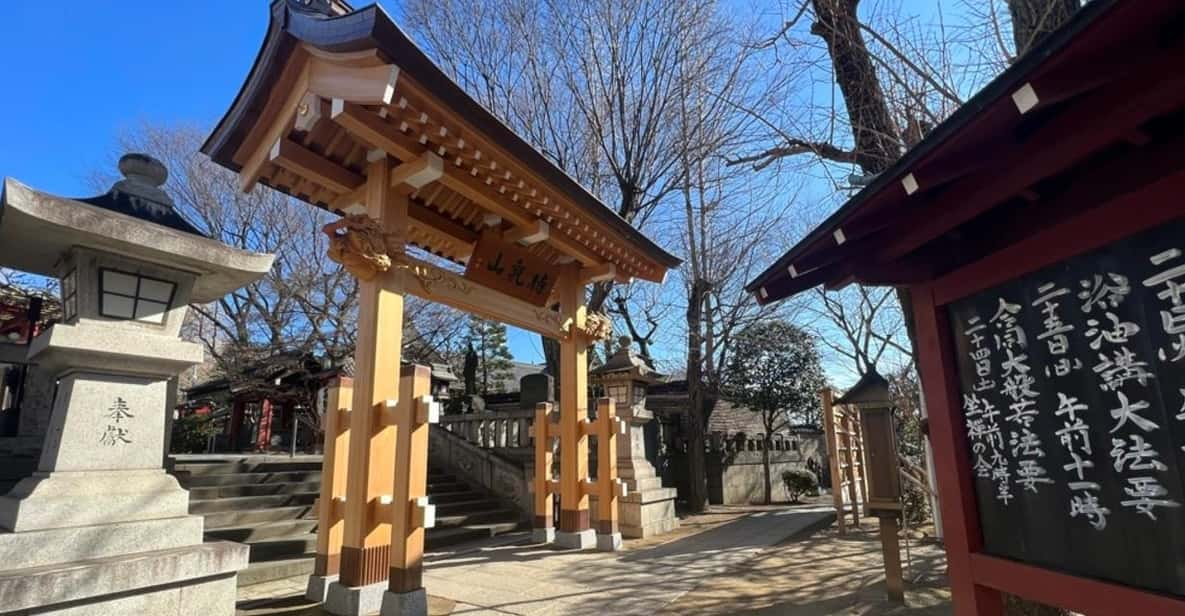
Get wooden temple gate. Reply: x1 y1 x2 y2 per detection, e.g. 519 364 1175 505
201 3 680 613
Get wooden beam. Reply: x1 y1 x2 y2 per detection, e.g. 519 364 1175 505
504 220 549 245
330 100 607 267
389 152 444 189
309 60 399 106
236 50 312 193
270 138 364 194
396 253 566 339
579 262 616 284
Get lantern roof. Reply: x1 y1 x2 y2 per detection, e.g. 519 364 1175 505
591 337 664 384
0 155 275 303
834 369 891 408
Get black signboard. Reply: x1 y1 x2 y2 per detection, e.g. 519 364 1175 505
949 217 1185 597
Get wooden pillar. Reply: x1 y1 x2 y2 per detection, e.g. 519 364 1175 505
820 389 846 535
912 283 1003 616
595 397 622 550
312 378 353 581
556 267 592 548
257 398 274 452
879 514 905 603
229 398 246 449
387 364 436 595
532 402 555 541
339 156 406 590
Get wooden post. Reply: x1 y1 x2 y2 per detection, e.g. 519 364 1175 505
257 398 274 452
229 398 245 449
841 409 861 527
387 364 435 597
913 283 1003 616
308 378 353 600
820 389 846 535
595 397 622 551
338 156 406 591
532 402 555 542
879 514 906 603
556 266 593 549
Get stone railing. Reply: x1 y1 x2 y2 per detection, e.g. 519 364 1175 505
709 432 808 454
437 409 535 451
428 423 532 518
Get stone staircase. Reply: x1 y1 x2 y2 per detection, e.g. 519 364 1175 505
171 455 525 587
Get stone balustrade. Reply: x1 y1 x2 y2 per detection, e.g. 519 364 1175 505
438 410 535 451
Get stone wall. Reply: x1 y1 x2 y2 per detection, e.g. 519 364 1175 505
706 432 825 504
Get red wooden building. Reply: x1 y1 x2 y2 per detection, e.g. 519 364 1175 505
748 1 1185 614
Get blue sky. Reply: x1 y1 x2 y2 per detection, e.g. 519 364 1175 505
0 1 974 369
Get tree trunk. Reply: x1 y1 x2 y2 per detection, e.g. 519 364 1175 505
1007 0 1080 56
762 437 772 505
685 278 711 513
811 0 900 175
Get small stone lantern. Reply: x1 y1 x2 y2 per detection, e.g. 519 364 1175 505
0 154 273 615
589 337 678 538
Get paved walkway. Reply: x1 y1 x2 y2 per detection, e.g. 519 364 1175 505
237 504 835 615
662 524 951 615
425 504 835 615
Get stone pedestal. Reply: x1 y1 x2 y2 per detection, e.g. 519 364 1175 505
0 325 247 615
616 406 678 539
326 580 387 616
0 152 271 616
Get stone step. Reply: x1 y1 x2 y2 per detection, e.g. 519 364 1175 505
425 522 524 551
426 480 468 493
239 554 316 587
180 470 321 488
188 480 323 500
428 489 487 504
205 518 319 543
203 505 315 529
434 508 521 529
434 498 503 517
245 533 319 562
172 460 323 476
188 492 318 514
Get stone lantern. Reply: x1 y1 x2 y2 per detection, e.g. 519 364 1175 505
590 337 678 538
0 154 274 615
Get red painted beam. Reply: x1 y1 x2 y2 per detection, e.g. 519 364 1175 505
882 39 1185 262
970 554 1185 616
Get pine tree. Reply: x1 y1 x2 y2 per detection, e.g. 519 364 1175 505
466 317 514 395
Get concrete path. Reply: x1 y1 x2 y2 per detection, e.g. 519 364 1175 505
423 504 835 616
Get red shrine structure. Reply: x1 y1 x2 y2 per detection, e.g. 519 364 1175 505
749 1 1185 614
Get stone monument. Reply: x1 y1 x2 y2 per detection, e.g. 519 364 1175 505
590 338 678 538
0 154 274 615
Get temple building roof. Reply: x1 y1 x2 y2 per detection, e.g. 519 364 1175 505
202 0 680 284
747 0 1185 303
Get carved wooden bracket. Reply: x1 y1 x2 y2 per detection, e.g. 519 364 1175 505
323 214 400 281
